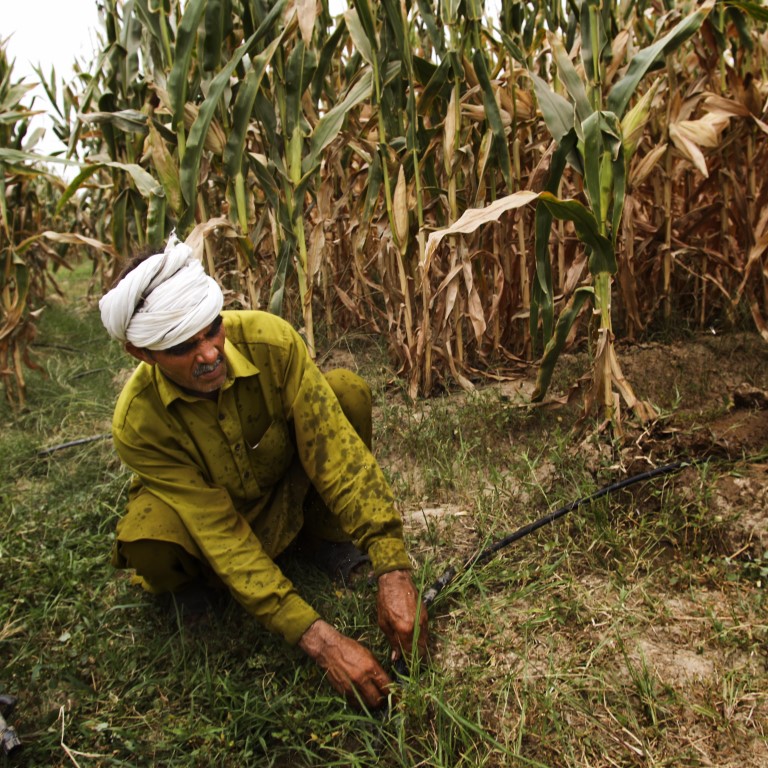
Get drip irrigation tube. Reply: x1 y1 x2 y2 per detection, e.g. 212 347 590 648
421 459 700 608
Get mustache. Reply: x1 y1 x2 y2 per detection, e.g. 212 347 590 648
193 356 224 377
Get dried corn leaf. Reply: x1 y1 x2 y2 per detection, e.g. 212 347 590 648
393 166 409 251
463 261 487 342
41 231 119 257
308 222 325 280
423 190 538 269
702 94 751 117
296 0 316 45
631 143 667 186
669 124 709 176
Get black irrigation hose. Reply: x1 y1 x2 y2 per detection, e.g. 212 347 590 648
390 459 705 681
390 459 707 682
421 459 702 608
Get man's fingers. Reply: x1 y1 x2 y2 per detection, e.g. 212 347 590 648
300 620 393 708
377 570 430 663
369 677 390 709
346 668 390 709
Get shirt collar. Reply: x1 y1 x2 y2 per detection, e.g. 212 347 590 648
154 338 260 407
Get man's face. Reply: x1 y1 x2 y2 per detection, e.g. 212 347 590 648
127 315 228 396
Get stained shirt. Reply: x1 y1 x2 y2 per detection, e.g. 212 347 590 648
111 310 410 644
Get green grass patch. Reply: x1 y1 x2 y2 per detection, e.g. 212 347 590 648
2 267 767 766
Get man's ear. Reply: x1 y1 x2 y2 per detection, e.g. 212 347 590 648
125 342 155 365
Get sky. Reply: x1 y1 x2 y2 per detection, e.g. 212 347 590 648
4 0 103 153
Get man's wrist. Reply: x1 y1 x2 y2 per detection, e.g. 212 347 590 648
297 618 333 661
377 569 414 587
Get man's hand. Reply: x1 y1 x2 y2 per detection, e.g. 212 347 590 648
377 569 429 663
298 620 392 709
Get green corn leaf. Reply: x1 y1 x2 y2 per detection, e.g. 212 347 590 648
345 8 375 66
532 286 594 401
268 238 294 316
286 42 316 136
529 72 574 144
499 31 527 67
253 88 277 139
249 154 281 213
0 148 80 167
31 64 62 120
147 123 183 214
620 80 660 159
415 0 444 53
311 19 346 103
123 10 143 86
179 32 284 231
104 161 163 198
473 50 513 191
203 0 224 71
582 110 602 224
111 188 129 257
66 46 111 157
444 0 461 25
224 44 280 178
168 0 208 129
362 149 383 226
549 33 592 124
602 111 626 243
133 0 168 59
531 131 575 348
352 0 378 51
96 91 117 159
380 0 406 57
727 0 768 23
223 71 260 179
417 55 453 114
45 156 157 231
580 0 607 90
78 109 149 134
465 0 483 21
539 192 616 275
0 165 8 237
307 63 401 171
252 0 291 44
412 55 438 89
55 165 102 214
146 191 167 243
607 0 715 118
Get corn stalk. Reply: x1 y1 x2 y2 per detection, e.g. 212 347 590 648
36 0 765 414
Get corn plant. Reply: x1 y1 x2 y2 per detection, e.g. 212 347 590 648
0 42 72 407
525 0 719 425
50 0 767 415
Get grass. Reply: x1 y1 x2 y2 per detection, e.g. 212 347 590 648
1 262 767 767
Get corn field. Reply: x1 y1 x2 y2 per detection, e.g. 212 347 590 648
0 44 75 408
2 0 768 417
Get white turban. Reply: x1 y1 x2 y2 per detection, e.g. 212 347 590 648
99 234 224 351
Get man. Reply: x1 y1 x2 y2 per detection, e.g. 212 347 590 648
99 234 428 709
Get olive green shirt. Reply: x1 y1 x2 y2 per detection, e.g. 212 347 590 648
112 310 410 644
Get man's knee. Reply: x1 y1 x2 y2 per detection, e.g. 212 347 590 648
116 538 206 594
324 369 372 448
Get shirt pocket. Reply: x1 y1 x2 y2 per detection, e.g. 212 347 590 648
247 418 294 489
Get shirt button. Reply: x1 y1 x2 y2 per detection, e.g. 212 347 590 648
218 413 225 420
235 444 241 452
244 471 251 479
